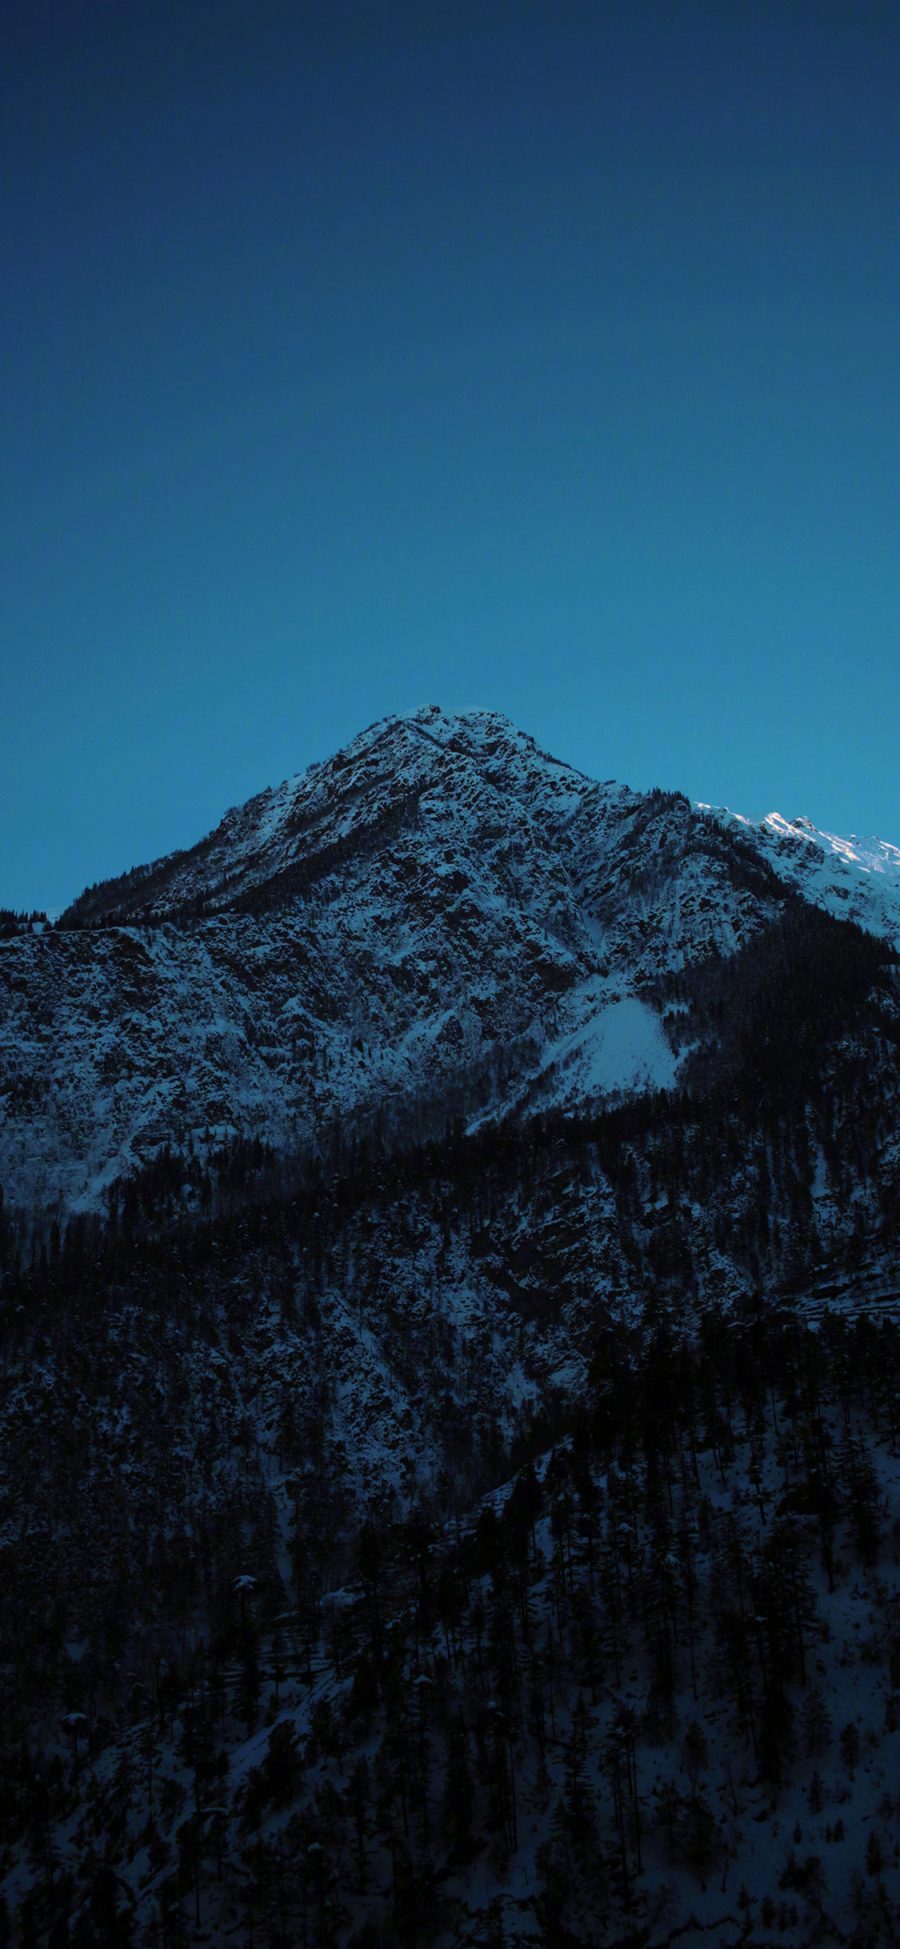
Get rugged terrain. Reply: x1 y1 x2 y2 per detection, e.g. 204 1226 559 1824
1 708 899 1946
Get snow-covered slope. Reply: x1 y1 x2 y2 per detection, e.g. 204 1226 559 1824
706 805 900 948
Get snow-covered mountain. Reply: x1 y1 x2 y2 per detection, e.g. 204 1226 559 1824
0 706 897 1223
2 711 900 1948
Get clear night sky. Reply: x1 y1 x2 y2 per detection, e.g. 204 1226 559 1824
2 0 899 911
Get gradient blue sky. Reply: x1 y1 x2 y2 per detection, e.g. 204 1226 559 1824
2 0 899 910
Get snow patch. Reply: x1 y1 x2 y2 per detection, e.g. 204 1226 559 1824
527 984 680 1112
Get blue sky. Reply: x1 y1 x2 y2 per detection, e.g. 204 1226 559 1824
2 0 899 910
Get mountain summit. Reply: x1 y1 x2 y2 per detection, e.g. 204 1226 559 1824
59 707 597 926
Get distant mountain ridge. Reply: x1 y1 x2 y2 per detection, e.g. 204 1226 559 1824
0 706 897 1222
706 801 900 948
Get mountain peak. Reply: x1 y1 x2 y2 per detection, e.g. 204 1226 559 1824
58 707 595 927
